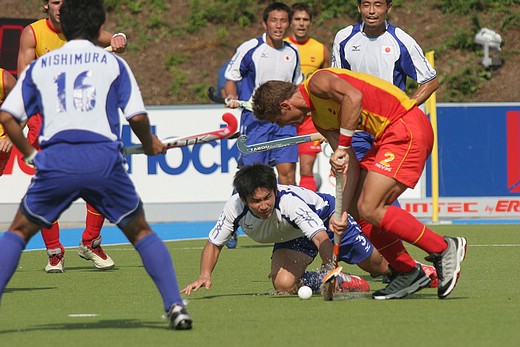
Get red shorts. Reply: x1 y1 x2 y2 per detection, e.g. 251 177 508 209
360 107 433 188
0 150 11 176
27 114 43 150
296 116 322 156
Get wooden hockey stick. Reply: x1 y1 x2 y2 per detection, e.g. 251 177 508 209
322 165 345 301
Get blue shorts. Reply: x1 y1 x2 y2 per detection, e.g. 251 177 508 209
353 131 374 161
21 142 142 228
272 215 374 265
238 110 298 168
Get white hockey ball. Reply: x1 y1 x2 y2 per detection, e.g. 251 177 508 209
298 285 313 300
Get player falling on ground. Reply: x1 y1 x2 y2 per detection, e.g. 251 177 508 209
0 0 191 330
182 163 391 297
17 0 127 273
252 70 467 300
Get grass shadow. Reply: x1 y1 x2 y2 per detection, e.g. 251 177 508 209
4 286 57 293
0 319 168 334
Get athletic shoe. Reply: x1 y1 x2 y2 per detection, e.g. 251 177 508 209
77 236 115 270
419 263 438 288
338 272 370 292
372 263 431 300
226 233 238 249
45 248 64 273
382 263 438 288
166 304 193 330
425 236 467 299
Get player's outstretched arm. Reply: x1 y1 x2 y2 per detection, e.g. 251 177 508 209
128 114 166 155
98 31 127 53
311 230 334 267
181 241 222 295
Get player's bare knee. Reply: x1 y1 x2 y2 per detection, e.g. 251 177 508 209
272 271 298 294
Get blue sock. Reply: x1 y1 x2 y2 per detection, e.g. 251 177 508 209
134 233 183 311
0 232 26 302
301 271 324 292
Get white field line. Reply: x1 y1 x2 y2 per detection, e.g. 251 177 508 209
23 243 520 253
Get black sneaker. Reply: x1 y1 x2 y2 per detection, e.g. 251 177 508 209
425 236 467 299
166 304 193 330
372 263 431 300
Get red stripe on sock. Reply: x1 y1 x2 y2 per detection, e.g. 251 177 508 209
82 204 105 241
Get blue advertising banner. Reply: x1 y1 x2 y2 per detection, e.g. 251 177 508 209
428 104 520 197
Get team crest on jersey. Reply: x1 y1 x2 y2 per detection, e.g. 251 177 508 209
382 45 393 54
284 55 291 62
310 56 316 62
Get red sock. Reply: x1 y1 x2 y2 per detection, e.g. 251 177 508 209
82 204 105 242
299 175 317 192
380 206 447 254
41 221 64 253
358 219 416 272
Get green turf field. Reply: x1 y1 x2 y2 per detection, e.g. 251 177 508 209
1 224 519 347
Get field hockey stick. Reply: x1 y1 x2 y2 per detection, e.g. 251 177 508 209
224 98 253 111
237 132 324 154
207 86 225 104
207 86 253 110
322 163 345 301
123 112 238 155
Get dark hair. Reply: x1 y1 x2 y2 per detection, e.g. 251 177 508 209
252 80 298 122
291 2 313 21
357 0 392 5
263 2 292 23
60 0 106 41
233 164 278 201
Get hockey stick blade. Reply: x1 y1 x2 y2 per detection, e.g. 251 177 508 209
237 133 324 154
208 86 225 104
323 266 343 284
124 112 238 155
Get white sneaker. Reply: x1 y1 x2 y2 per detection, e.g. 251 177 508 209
426 236 467 299
77 236 115 270
45 248 64 273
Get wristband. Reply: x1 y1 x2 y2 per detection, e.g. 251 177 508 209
112 32 127 44
338 128 354 149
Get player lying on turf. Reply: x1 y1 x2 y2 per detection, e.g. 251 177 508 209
251 70 466 300
183 163 390 296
